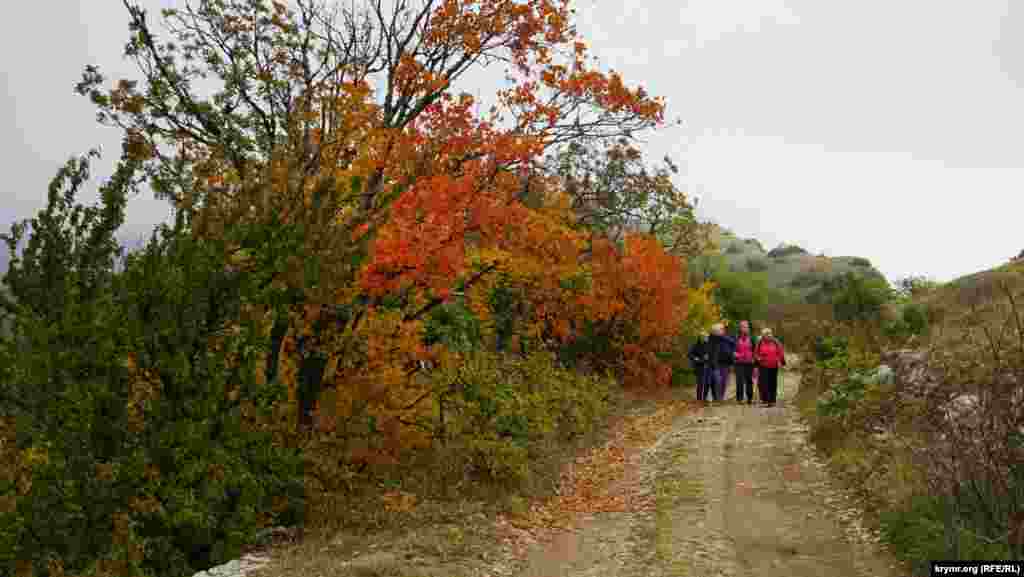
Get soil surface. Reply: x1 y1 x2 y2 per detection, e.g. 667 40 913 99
510 368 903 577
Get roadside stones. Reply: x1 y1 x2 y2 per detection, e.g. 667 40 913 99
189 554 271 577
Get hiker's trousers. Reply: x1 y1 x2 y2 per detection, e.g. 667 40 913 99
693 363 706 400
710 366 729 401
759 367 779 404
735 363 755 402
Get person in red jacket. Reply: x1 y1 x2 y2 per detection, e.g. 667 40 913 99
755 327 786 406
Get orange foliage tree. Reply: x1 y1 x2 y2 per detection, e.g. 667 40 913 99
82 0 684 464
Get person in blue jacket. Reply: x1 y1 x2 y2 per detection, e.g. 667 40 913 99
706 322 736 403
688 330 710 403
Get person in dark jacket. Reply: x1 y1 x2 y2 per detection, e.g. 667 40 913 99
689 331 710 403
707 323 736 402
733 320 758 404
754 327 786 407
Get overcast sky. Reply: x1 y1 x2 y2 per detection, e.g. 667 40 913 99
2 0 1022 283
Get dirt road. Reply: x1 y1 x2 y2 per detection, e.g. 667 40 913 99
514 369 903 577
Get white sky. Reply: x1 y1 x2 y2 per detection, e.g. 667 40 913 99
3 0 1022 282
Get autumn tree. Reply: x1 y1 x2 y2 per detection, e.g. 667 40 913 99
77 0 667 456
543 138 708 259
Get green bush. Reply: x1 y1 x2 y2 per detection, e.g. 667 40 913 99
849 256 872 267
709 265 773 324
815 366 892 420
882 303 932 340
812 335 848 362
745 256 769 272
828 272 893 322
0 156 303 577
901 303 930 335
879 493 1017 575
431 350 613 487
790 271 823 289
877 494 948 574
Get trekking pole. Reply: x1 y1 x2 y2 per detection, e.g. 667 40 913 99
779 358 785 403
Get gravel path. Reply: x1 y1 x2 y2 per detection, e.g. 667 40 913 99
514 369 903 577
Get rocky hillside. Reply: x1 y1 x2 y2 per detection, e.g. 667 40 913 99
693 225 887 303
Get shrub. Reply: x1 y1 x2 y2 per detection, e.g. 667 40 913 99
305 348 618 510
790 271 823 289
828 272 893 323
849 256 872 267
0 157 304 577
708 266 772 325
745 256 768 272
900 285 1024 561
879 493 1014 574
813 335 849 362
901 303 930 335
816 364 892 422
300 347 618 521
883 303 932 341
767 244 808 259
429 350 613 488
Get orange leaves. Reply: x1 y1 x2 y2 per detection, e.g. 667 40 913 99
496 396 692 552
575 233 689 388
359 173 477 296
380 490 418 514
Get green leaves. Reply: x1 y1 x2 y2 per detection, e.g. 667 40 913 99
424 300 482 353
0 161 305 577
827 272 894 323
430 350 613 484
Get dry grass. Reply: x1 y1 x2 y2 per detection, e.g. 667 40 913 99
922 260 1024 350
249 499 500 577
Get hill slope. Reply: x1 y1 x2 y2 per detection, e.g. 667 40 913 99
693 225 887 303
918 258 1024 347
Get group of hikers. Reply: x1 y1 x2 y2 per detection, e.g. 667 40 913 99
687 320 787 406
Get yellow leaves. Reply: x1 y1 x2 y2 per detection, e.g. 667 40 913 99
468 245 510 269
21 446 49 469
13 446 50 496
682 280 721 339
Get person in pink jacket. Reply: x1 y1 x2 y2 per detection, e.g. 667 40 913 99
755 327 786 407
733 320 757 404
